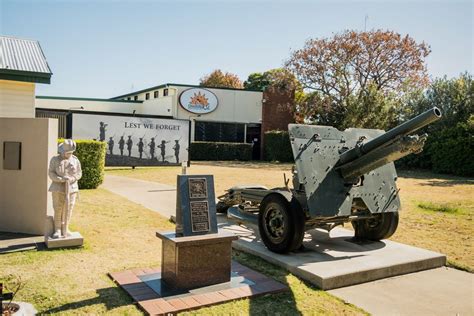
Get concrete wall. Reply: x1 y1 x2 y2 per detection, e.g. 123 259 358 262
0 80 35 118
0 118 58 235
35 97 173 117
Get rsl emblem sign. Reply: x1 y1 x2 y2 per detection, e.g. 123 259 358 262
179 88 218 114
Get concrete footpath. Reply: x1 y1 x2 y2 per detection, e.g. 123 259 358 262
101 174 473 315
102 174 176 219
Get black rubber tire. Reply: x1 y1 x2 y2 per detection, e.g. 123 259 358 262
258 194 305 253
216 201 230 214
352 212 399 241
288 198 306 251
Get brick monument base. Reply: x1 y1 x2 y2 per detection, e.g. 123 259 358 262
156 230 238 290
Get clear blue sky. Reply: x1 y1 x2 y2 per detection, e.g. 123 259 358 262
1 0 472 98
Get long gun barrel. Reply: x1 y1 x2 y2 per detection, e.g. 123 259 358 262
337 107 442 181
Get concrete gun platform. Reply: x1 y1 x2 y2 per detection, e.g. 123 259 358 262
219 218 446 290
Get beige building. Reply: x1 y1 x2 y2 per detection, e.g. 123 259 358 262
112 84 263 144
0 35 57 235
36 84 265 161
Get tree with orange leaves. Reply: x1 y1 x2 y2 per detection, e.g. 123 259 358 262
199 69 243 89
286 30 431 129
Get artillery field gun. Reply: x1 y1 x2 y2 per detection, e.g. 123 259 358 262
218 107 442 253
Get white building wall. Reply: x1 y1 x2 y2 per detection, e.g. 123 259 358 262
171 85 263 142
122 87 176 102
0 79 35 118
172 85 262 123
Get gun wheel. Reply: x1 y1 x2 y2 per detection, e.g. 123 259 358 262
258 194 305 253
352 212 399 241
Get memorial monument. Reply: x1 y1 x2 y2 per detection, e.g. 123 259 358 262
156 174 237 290
110 171 288 314
45 139 84 248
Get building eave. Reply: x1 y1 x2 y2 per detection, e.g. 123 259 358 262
36 95 143 103
0 69 51 84
110 83 263 100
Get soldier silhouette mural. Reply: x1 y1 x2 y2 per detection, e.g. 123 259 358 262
118 136 125 156
157 140 170 162
73 114 190 167
173 140 180 163
137 137 145 159
99 122 108 141
149 137 156 160
108 136 114 155
126 136 133 157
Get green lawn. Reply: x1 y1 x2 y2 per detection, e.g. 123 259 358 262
107 163 474 272
0 189 365 315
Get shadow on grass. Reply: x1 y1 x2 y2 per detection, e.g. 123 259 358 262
192 160 294 170
232 250 303 315
0 232 44 254
39 286 133 314
397 169 473 186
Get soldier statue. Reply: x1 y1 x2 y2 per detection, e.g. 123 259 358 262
126 135 133 157
118 136 125 156
48 139 82 239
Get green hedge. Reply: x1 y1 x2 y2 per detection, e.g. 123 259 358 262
397 120 473 176
264 131 293 162
190 142 252 161
58 139 106 189
394 123 474 176
429 121 473 176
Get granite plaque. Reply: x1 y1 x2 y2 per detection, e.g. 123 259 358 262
176 175 218 236
189 178 207 199
190 201 210 232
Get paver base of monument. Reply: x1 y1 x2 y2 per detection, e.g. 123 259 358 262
45 232 83 249
109 261 288 315
156 230 238 290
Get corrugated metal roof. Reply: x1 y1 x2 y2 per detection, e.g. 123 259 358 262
0 36 52 74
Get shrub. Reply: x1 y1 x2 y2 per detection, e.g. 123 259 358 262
428 120 473 176
397 74 473 176
264 131 293 162
190 142 252 161
398 119 473 176
58 139 106 189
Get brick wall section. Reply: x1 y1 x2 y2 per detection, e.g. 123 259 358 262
260 86 295 159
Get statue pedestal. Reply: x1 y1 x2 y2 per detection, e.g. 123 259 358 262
45 232 83 249
156 230 238 290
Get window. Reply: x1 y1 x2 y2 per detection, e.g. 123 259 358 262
163 88 169 96
195 121 245 143
134 95 138 101
127 97 131 100
146 93 150 100
154 91 159 98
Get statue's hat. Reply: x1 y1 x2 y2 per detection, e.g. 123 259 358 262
58 139 77 154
